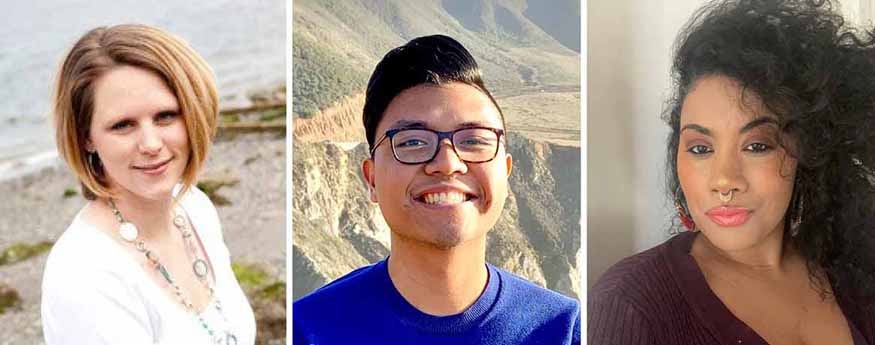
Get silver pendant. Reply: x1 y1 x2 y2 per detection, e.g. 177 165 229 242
173 214 186 228
119 222 139 242
193 259 209 278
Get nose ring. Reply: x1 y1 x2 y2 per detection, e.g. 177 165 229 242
718 190 733 203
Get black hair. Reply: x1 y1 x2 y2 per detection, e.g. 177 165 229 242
665 0 875 298
362 34 505 150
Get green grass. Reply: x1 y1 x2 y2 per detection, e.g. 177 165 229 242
197 177 238 207
232 262 271 289
260 107 286 122
256 281 286 301
231 262 286 344
0 284 21 315
220 112 241 124
62 188 78 199
0 241 53 266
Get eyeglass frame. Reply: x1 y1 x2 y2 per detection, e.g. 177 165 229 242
369 126 506 165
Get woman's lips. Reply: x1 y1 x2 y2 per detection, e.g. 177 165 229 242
705 206 751 227
134 158 171 176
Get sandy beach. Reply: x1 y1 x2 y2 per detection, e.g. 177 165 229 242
0 131 285 344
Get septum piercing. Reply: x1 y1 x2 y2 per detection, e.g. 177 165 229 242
718 190 734 203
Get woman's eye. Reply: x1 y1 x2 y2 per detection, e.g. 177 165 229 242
745 142 772 153
110 120 133 131
156 111 179 124
687 145 712 155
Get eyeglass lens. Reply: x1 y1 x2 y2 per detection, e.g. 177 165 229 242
391 128 499 163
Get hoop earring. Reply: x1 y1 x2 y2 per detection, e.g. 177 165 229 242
675 187 696 232
790 181 803 237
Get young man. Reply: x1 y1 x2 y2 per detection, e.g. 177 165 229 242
293 35 580 344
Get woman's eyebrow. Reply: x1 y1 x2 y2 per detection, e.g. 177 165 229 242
155 110 178 117
680 123 710 136
740 117 778 134
680 117 778 136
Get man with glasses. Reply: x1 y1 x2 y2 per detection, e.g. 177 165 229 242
293 35 580 344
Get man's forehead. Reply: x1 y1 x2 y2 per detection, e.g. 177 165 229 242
386 119 494 130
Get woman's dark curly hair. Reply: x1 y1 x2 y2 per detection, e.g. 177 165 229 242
664 0 875 299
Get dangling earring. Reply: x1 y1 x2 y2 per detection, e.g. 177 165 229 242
675 187 696 231
790 181 803 237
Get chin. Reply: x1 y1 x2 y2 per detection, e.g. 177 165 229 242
132 187 175 201
428 235 463 249
430 225 487 249
396 222 480 249
117 178 180 201
700 227 773 252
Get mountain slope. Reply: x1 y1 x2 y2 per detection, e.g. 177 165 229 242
292 0 580 117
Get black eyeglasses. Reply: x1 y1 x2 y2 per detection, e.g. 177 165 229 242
370 126 505 165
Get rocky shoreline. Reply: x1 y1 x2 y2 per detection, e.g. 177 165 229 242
0 131 286 344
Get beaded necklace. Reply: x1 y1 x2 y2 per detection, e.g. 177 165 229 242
108 199 238 345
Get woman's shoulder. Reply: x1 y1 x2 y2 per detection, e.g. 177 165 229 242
43 214 136 297
178 184 215 212
46 214 116 269
178 184 224 235
589 232 695 307
41 217 155 343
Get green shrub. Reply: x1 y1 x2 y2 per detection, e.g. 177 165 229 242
63 188 78 198
0 241 53 266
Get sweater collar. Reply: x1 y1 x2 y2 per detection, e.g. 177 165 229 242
374 258 502 334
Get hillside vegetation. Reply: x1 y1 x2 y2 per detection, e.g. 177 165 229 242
292 0 580 117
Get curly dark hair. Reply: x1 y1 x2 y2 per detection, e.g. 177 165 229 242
664 0 875 299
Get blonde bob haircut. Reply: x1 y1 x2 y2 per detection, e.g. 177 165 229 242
54 24 218 200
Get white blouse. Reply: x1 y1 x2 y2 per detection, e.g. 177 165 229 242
41 187 256 345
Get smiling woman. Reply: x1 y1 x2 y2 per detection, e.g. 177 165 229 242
42 24 255 345
86 65 190 202
589 0 875 344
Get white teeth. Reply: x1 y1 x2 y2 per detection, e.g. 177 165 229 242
422 192 466 205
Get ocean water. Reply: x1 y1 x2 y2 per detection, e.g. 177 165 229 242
0 0 285 180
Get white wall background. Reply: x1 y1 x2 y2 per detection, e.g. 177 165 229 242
586 0 873 288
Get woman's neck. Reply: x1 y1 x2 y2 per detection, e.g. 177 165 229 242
104 190 176 241
693 225 799 278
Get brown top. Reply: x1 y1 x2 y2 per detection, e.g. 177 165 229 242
588 231 875 345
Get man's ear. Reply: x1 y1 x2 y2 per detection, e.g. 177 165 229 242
362 158 378 203
504 153 513 178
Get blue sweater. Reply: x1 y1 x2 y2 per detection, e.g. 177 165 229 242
293 259 580 344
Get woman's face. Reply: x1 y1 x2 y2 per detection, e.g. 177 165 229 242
362 83 512 248
677 75 796 251
87 65 189 202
